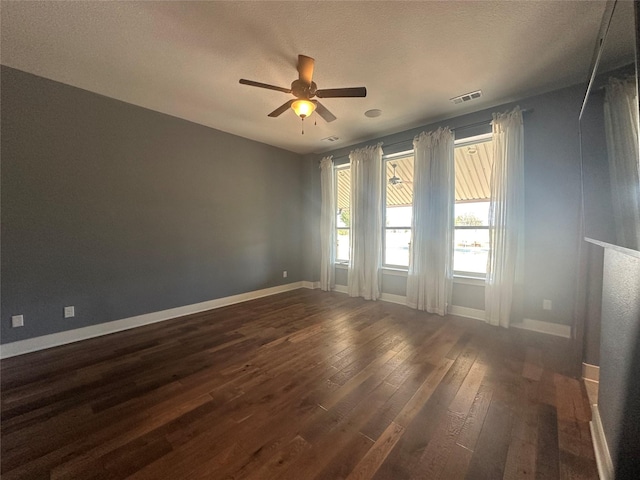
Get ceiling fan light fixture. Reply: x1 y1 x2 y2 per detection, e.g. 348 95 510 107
291 99 316 118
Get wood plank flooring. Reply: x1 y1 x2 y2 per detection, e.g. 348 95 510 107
0 289 598 479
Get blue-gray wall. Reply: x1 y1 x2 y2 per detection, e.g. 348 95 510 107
1 66 304 344
0 65 592 345
303 83 585 325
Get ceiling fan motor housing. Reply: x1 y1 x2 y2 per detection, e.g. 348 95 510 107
291 80 317 99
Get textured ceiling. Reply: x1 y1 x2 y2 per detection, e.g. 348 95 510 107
0 1 622 154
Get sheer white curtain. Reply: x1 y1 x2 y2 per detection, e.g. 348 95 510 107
485 107 524 328
319 156 335 291
604 77 640 250
348 144 383 300
406 128 454 315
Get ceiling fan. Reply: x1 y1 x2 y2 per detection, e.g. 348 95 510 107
389 163 403 187
239 54 366 127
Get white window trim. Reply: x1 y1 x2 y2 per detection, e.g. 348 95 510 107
384 149 414 159
382 150 414 270
381 267 408 277
454 132 492 146
452 133 493 279
453 274 486 285
334 164 350 264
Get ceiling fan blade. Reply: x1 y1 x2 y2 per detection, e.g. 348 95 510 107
297 55 315 85
268 100 295 117
316 87 367 98
314 101 337 123
239 79 292 94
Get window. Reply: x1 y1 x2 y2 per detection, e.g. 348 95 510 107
383 153 414 268
335 165 350 263
333 136 493 275
453 134 493 276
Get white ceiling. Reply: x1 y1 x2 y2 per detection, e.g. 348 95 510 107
0 1 615 154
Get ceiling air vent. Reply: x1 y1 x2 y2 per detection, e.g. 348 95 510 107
322 136 340 142
450 90 482 105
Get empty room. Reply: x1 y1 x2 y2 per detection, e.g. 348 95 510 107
1 1 639 479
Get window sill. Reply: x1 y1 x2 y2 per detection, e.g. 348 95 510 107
453 275 485 286
382 267 408 277
335 264 410 277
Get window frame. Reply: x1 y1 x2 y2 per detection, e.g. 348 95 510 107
382 150 414 269
453 133 493 279
332 133 494 278
334 163 350 265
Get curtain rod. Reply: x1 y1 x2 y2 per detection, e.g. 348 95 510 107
453 107 532 131
321 108 533 162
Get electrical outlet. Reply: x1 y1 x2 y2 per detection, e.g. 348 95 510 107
283 271 288 278
64 306 75 318
12 315 24 328
543 299 552 311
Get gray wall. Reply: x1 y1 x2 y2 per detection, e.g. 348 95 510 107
301 152 320 282
597 247 640 477
303 83 585 324
1 66 304 344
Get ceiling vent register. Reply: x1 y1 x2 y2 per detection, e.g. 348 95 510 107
450 90 482 104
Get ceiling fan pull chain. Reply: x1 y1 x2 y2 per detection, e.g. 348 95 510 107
301 117 305 135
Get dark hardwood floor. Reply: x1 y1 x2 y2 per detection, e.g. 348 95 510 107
1 288 597 479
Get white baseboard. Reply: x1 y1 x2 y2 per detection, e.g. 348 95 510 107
510 318 572 338
590 404 613 480
334 284 349 295
379 292 407 305
449 305 486 321
5 281 570 359
582 362 600 383
333 285 570 338
1 281 307 359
